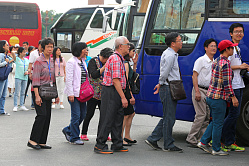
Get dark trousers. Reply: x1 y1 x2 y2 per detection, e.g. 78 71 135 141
95 86 124 149
81 98 101 135
29 97 52 144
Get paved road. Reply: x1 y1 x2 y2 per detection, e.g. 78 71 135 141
0 93 248 166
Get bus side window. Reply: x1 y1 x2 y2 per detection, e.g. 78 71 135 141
147 0 205 56
90 10 103 28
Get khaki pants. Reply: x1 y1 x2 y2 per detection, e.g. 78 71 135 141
186 87 210 144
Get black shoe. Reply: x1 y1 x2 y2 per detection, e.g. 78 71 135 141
163 146 183 153
111 146 128 152
39 145 52 149
186 141 198 148
124 138 137 144
27 142 41 150
94 146 113 154
145 139 162 150
123 143 132 146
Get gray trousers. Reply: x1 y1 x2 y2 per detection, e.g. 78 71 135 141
95 86 124 149
186 87 210 144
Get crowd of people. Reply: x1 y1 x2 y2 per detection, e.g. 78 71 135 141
0 22 248 155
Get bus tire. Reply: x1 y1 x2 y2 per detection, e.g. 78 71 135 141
236 86 249 146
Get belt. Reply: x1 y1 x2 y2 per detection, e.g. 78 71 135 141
198 85 209 90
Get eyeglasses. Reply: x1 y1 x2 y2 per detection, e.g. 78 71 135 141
121 43 130 46
233 31 244 34
175 40 183 43
132 50 136 52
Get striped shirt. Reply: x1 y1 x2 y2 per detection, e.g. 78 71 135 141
207 55 235 101
32 55 56 88
78 61 87 84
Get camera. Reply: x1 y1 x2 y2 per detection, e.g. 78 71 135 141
240 69 249 80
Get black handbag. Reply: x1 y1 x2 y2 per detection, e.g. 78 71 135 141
130 72 140 94
39 83 58 100
0 65 12 81
167 79 186 101
234 46 249 80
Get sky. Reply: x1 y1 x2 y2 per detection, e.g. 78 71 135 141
7 0 118 13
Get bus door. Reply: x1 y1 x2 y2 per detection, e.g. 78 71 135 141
82 8 118 57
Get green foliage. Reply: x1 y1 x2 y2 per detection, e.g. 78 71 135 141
41 10 62 39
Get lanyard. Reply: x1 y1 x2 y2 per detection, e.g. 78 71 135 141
42 53 51 80
56 58 60 75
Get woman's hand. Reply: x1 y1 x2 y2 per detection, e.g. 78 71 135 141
130 95 135 105
35 95 42 106
132 53 138 64
69 96 74 103
55 97 60 104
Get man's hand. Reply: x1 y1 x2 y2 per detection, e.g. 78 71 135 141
154 84 161 94
231 96 239 107
195 91 201 101
121 98 128 108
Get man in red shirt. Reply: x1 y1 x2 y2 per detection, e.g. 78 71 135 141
94 36 135 154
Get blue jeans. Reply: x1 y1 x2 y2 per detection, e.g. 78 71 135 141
0 79 8 114
14 78 27 107
147 85 177 149
222 88 243 146
200 98 227 152
63 98 86 142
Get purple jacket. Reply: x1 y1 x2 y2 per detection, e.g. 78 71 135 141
64 56 87 97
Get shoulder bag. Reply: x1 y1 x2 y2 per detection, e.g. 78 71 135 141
166 56 186 101
0 65 12 81
130 71 140 94
39 57 58 100
76 63 94 103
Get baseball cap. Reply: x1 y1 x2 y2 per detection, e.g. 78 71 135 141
14 44 20 47
218 40 238 51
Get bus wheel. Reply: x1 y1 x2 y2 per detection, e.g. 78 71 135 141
236 87 249 146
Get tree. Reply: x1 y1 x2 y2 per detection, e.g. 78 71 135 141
41 10 62 39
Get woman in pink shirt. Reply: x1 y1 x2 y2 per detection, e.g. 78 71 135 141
52 47 66 109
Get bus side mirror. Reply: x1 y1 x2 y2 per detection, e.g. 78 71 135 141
112 9 118 29
102 16 110 33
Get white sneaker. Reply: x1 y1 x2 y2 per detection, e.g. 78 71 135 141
60 105 64 109
20 106 29 111
51 104 55 109
13 107 18 112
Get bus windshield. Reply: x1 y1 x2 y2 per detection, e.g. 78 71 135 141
0 2 38 29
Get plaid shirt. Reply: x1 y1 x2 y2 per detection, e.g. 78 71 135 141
207 55 235 101
32 55 56 88
102 51 126 89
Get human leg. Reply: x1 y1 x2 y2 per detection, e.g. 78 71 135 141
124 112 135 140
68 98 83 142
161 85 177 149
186 88 210 144
81 98 98 135
0 79 8 114
30 98 50 144
14 78 21 107
20 80 27 106
222 88 243 146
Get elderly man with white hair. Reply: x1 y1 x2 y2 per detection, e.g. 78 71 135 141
94 36 135 154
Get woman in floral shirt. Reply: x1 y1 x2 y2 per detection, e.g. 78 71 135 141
80 48 113 141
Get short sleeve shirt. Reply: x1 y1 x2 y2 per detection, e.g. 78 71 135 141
29 49 40 72
102 52 126 89
193 54 213 87
228 46 245 89
54 57 66 77
15 57 29 80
